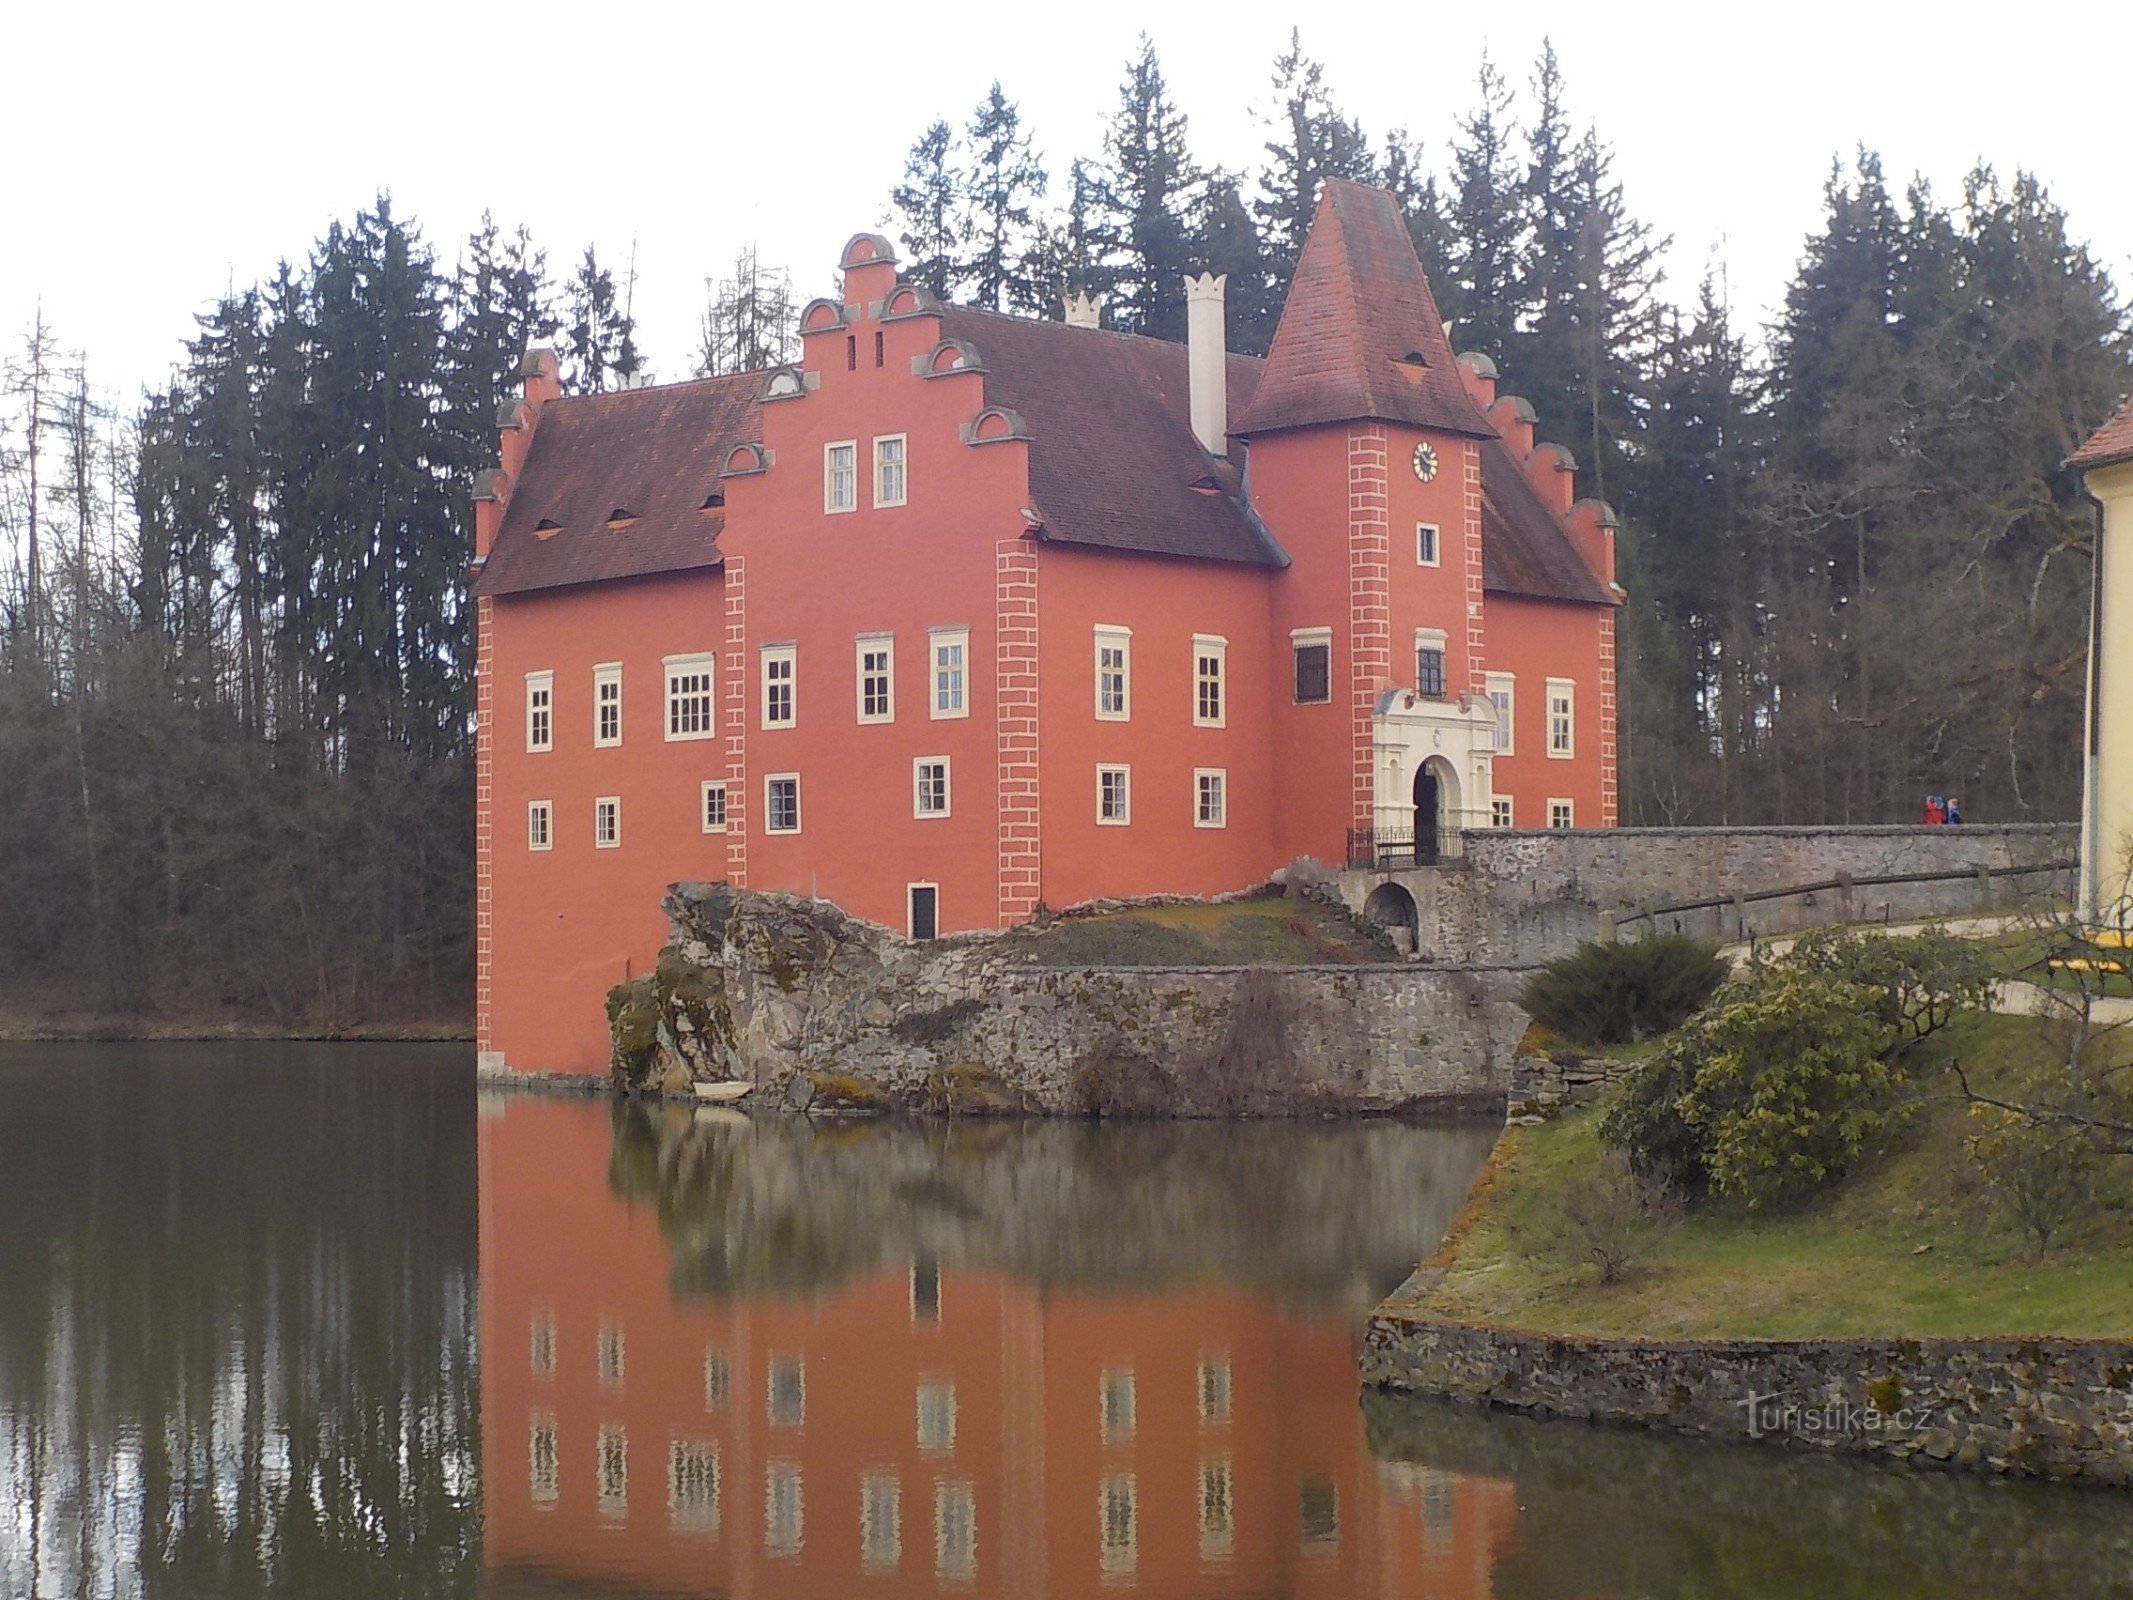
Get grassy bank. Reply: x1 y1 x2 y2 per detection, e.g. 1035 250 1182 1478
1004 893 1397 966
1423 1013 2133 1339
0 1009 471 1043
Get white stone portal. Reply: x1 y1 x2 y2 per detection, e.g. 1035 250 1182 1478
1370 686 1499 861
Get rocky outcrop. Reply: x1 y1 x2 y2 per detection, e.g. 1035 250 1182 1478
605 883 1527 1114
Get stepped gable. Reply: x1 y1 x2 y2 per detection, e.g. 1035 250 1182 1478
1478 439 1616 605
937 305 1281 566
1232 179 1495 441
476 374 760 597
2070 393 2133 471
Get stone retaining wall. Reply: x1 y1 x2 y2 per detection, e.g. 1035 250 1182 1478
1344 823 2076 965
606 883 1523 1113
1362 1288 2133 1487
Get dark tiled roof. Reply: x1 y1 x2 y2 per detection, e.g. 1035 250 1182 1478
2070 394 2133 471
1232 179 1496 442
474 375 759 598
936 305 1282 566
1478 440 1616 606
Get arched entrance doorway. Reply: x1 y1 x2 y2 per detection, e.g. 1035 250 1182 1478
1412 767 1440 863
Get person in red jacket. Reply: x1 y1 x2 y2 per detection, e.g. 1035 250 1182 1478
1921 796 1946 825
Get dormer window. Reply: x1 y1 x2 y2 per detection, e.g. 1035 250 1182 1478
533 518 563 541
605 507 636 531
700 489 724 510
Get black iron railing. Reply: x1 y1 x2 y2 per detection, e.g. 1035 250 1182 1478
1346 826 1448 869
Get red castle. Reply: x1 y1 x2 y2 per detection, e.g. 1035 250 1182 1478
473 181 1621 1075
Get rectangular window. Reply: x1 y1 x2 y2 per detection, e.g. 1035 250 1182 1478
857 636 894 723
1292 628 1332 704
669 1439 720 1535
1193 635 1226 727
930 628 970 719
1099 1475 1138 1576
1195 768 1226 829
1197 1355 1232 1422
701 781 728 834
913 758 950 819
593 663 622 746
862 1473 901 1570
765 774 800 834
1491 796 1514 828
597 1426 628 1518
1547 678 1575 757
528 1417 558 1506
1416 521 1440 566
874 434 907 506
1097 765 1131 826
767 1357 805 1428
824 441 857 512
917 1381 956 1453
1549 798 1576 829
597 1321 625 1384
525 671 553 752
1485 671 1515 754
530 1311 556 1376
760 646 796 729
1100 1369 1136 1443
527 800 552 851
908 884 939 940
1094 627 1130 720
934 1481 976 1582
1417 646 1446 699
594 796 621 850
765 1463 804 1557
1300 1475 1339 1546
703 1347 730 1411
664 654 716 741
1199 1458 1234 1558
910 1258 941 1322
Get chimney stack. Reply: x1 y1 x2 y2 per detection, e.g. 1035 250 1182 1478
1064 291 1104 330
1184 272 1228 456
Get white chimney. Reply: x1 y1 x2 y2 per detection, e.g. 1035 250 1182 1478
1064 291 1103 329
1184 272 1228 456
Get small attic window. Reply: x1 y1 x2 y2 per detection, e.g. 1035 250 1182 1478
533 518 563 541
1397 349 1430 367
1187 473 1221 496
605 508 637 531
700 489 725 510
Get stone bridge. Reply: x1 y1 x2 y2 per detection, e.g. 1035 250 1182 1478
1338 823 2076 966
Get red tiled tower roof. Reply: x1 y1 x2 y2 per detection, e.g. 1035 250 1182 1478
2070 394 2133 472
1232 179 1495 441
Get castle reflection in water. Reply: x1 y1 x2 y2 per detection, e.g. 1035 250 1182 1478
478 1096 1511 1599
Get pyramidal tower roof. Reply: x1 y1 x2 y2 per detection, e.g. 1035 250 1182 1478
1233 179 1496 441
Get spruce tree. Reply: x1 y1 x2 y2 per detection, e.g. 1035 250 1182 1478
1254 30 1374 288
1097 36 1199 341
561 245 642 394
890 119 962 300
1194 176 1276 356
1380 130 1460 322
1019 158 1119 320
1445 54 1527 362
963 83 1048 312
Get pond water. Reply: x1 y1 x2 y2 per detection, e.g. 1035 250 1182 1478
1 1042 2128 1599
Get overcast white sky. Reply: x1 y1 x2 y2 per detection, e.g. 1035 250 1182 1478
7 0 2128 405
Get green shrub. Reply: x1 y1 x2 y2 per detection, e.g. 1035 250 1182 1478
1775 926 1995 1047
1547 1146 1683 1284
1601 1042 1711 1193
1521 935 1727 1046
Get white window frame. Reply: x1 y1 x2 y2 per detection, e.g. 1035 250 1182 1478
860 1472 901 1570
765 1461 804 1557
761 644 797 730
1414 627 1448 699
1192 634 1227 728
1094 625 1131 721
764 773 801 835
824 439 857 513
873 433 907 507
916 1380 957 1453
1549 797 1576 829
526 800 553 852
1096 764 1131 826
593 662 623 748
1099 1473 1138 1575
663 653 717 743
929 627 970 720
1491 796 1514 828
1194 767 1226 829
701 780 728 834
933 1479 976 1581
1290 626 1333 705
1546 677 1575 758
766 1356 806 1429
1416 521 1441 566
524 670 553 753
594 795 621 850
1485 671 1516 755
913 757 951 819
856 634 895 724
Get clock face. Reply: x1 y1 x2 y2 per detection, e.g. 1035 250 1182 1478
1412 441 1439 482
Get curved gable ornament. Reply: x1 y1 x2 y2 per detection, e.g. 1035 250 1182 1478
720 442 770 478
881 282 941 320
962 406 1031 446
761 365 810 402
799 297 848 333
921 338 986 378
839 232 899 271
